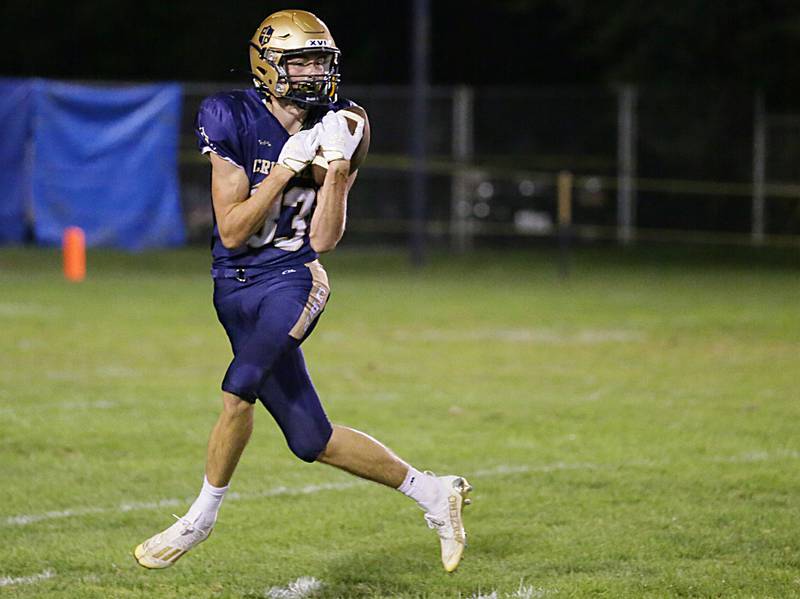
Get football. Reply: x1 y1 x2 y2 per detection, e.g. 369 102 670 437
306 105 370 186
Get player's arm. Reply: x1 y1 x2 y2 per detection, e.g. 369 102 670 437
209 127 321 249
309 110 368 253
209 154 293 249
310 164 358 253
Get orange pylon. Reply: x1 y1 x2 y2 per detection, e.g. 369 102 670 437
63 227 86 282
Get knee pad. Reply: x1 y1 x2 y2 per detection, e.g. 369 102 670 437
256 345 333 462
284 422 333 463
221 362 266 403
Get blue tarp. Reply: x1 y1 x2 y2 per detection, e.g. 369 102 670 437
26 80 185 250
0 79 33 244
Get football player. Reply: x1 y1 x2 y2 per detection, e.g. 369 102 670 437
133 10 472 573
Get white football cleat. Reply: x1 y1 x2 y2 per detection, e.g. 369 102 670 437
133 514 212 569
423 473 473 572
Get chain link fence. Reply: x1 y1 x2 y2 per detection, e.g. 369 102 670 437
180 83 800 248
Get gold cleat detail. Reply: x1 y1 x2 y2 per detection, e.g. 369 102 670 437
424 473 473 573
133 515 212 570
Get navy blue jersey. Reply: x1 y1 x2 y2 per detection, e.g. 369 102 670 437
195 88 355 270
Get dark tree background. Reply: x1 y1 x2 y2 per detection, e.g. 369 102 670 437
2 0 799 107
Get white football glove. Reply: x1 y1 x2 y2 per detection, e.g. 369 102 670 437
319 110 364 163
277 124 322 174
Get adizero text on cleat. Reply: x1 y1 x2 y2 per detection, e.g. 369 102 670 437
423 473 473 572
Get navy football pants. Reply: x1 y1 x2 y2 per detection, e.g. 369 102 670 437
212 260 332 462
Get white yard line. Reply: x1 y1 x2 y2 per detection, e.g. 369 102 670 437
464 580 558 599
3 399 127 415
6 506 111 526
392 328 643 345
4 452 799 528
708 449 800 462
0 569 55 587
264 576 323 599
0 303 61 318
5 482 359 527
473 462 600 476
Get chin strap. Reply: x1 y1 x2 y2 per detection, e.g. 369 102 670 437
252 73 336 109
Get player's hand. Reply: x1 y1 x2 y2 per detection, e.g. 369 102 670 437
277 124 322 174
319 110 364 163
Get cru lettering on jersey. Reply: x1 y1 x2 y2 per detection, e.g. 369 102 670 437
253 159 274 175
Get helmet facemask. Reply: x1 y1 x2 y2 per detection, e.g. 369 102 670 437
251 45 340 107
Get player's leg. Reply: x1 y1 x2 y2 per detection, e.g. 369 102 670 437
318 425 408 486
205 391 254 487
170 391 253 536
260 346 473 572
134 275 288 569
176 264 330 513
176 279 280 529
134 396 257 569
258 345 409 483
317 425 472 572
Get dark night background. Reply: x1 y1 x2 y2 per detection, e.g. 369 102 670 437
2 0 800 108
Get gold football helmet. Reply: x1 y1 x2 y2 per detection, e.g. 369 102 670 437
249 10 340 106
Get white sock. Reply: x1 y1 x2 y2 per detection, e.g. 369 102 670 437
397 467 444 514
184 476 229 529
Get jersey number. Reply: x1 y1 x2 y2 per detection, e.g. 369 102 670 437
247 187 316 251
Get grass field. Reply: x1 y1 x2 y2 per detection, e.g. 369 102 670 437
1 245 799 598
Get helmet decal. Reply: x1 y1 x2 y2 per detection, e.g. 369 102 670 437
259 26 274 46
